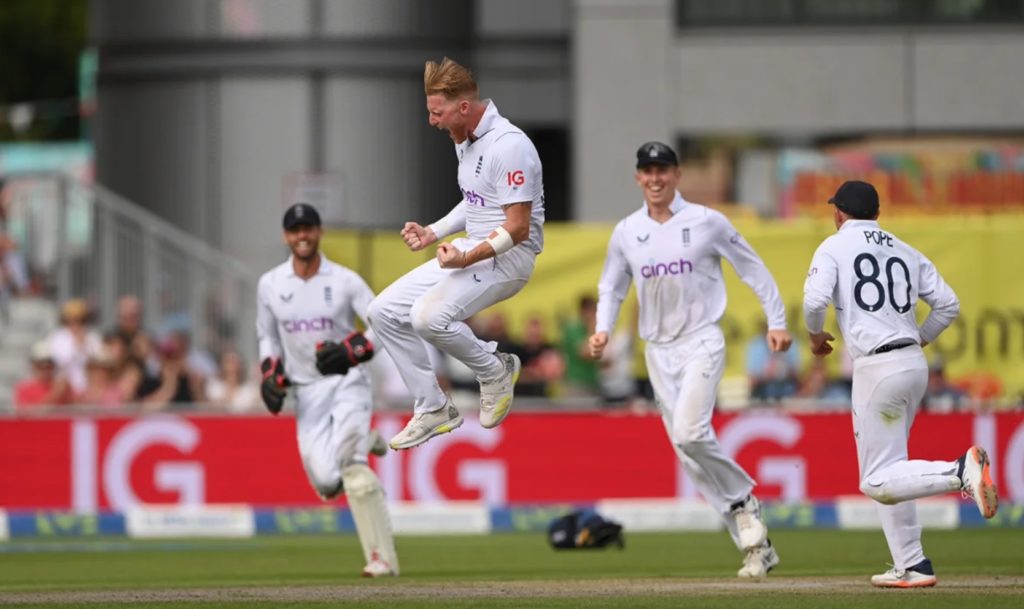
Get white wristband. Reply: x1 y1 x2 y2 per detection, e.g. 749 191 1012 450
486 226 515 256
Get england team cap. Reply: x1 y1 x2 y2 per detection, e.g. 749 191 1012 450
636 141 679 169
828 180 879 218
282 203 322 229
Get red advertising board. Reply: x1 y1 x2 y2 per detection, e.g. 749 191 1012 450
2 412 1022 510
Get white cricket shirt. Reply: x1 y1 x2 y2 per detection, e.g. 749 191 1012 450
257 254 374 385
803 219 959 360
595 192 787 344
429 101 545 253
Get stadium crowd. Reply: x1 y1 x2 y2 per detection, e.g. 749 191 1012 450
10 293 1015 414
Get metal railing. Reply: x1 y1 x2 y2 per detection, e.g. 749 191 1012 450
3 172 259 364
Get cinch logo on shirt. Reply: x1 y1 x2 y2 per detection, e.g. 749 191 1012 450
640 258 694 278
461 188 486 206
283 317 335 333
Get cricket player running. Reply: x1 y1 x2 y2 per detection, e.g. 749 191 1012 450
368 57 545 450
803 180 997 588
257 203 399 577
588 142 791 578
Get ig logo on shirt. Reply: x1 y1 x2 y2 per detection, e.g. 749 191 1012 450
506 170 525 186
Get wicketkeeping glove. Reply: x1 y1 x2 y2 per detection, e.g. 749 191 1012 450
316 331 374 376
260 357 289 415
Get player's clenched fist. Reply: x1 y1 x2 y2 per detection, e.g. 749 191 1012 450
588 332 609 360
436 242 466 269
401 222 436 252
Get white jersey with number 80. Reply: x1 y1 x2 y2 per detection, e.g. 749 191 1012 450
803 219 959 360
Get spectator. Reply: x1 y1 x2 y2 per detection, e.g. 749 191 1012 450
745 322 801 402
76 348 125 408
517 314 563 397
797 358 852 407
113 295 149 344
560 295 601 397
13 341 72 409
48 298 102 395
476 311 520 353
102 331 143 402
141 331 205 410
206 348 260 413
922 359 966 412
130 330 163 392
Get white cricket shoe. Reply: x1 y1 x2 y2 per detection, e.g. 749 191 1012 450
478 352 521 429
368 429 389 457
871 559 936 588
960 446 998 519
730 495 768 551
389 398 463 450
737 539 779 578
362 552 398 578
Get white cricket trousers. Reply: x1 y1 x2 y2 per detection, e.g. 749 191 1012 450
294 373 373 498
851 345 961 570
646 324 756 548
367 239 536 414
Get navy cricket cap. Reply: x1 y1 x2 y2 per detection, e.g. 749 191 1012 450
282 203 322 229
828 180 879 219
636 141 679 169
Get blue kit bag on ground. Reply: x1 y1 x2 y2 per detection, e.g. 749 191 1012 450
547 509 624 550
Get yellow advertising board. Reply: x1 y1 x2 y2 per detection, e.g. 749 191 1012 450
324 214 1024 404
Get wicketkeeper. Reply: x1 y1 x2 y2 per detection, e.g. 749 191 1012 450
257 203 399 577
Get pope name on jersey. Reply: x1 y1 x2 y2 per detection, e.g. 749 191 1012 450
257 257 374 386
802 181 995 590
803 218 958 359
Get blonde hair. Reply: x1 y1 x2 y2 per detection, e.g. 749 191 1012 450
424 57 478 99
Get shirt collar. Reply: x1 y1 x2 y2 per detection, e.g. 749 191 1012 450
286 253 331 277
470 100 500 142
643 191 686 217
839 219 880 232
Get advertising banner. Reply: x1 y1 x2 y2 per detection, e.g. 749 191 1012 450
2 412 1022 511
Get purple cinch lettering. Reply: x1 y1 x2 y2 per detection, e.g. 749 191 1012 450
640 259 694 279
283 317 335 333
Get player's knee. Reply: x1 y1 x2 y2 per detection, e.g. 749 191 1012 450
672 419 714 449
310 470 344 500
409 301 447 339
341 463 382 498
366 296 392 330
677 439 710 461
303 453 343 499
859 479 896 504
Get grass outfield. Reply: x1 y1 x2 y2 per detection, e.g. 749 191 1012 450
0 529 1021 608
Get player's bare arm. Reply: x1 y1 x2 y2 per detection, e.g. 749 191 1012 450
437 202 532 269
766 329 793 352
808 331 835 357
401 222 437 252
587 332 609 360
